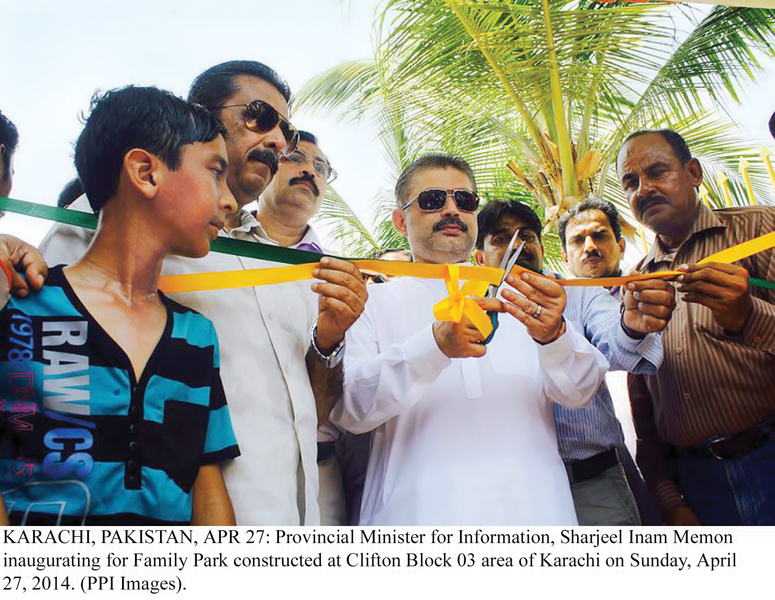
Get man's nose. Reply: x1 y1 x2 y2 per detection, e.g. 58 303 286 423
263 124 287 155
583 235 597 255
636 176 657 200
441 192 460 216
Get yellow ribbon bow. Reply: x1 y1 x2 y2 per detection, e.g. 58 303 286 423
432 264 493 338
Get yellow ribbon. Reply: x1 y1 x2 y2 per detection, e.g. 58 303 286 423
158 230 775 336
431 264 493 337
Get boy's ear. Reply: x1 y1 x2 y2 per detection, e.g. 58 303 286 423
123 148 162 199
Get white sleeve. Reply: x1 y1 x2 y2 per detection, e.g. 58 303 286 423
537 320 609 409
331 307 451 435
37 195 94 265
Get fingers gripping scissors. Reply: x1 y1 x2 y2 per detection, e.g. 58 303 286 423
483 229 525 345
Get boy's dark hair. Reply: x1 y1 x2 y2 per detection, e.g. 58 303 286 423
188 60 292 109
621 128 692 166
557 196 622 250
475 200 542 250
74 86 224 212
395 154 476 207
0 110 19 182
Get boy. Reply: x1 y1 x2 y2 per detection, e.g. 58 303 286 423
0 86 239 525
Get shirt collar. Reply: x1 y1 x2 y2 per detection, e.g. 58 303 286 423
226 209 326 251
640 203 726 269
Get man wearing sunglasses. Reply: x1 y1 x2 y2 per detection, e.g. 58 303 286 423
13 61 367 526
329 153 609 525
476 199 674 526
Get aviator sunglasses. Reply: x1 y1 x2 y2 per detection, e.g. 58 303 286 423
213 100 300 156
401 189 479 213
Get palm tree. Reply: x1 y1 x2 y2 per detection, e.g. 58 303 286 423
299 1 775 265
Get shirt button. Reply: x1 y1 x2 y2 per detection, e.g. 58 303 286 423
130 424 137 434
754 336 762 343
129 406 138 416
128 475 139 486
127 460 138 470
676 347 683 355
129 441 139 452
683 392 691 401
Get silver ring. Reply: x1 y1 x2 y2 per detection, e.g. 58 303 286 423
532 305 543 319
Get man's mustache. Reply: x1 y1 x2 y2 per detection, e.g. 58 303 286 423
290 174 320 196
248 149 279 175
433 215 468 232
636 193 669 216
583 249 604 262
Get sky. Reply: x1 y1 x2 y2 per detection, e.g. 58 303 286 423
1 0 774 258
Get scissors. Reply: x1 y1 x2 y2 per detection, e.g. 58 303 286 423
483 229 526 345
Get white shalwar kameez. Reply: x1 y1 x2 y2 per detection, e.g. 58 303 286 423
331 276 609 525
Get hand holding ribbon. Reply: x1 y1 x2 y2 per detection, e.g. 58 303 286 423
432 264 497 354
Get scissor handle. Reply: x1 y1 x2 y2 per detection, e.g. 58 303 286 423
483 311 499 345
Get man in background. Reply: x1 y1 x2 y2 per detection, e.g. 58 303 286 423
619 129 775 525
0 110 19 199
477 199 673 525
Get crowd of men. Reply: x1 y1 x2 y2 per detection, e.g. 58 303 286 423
0 59 773 527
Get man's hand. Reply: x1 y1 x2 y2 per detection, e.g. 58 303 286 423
312 257 368 351
0 234 48 297
677 262 752 333
433 297 503 359
501 272 566 344
623 279 676 336
664 506 701 526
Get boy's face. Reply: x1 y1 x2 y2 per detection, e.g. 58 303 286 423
163 135 237 258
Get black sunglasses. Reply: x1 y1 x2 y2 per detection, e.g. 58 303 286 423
401 188 479 213
213 100 300 156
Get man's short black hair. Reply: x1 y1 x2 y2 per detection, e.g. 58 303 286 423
298 130 317 145
475 200 542 250
621 128 692 166
74 86 224 213
188 60 292 109
0 110 19 182
373 247 412 261
557 196 622 250
57 177 84 208
769 110 775 141
395 153 476 207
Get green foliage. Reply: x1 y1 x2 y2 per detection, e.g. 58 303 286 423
301 1 775 260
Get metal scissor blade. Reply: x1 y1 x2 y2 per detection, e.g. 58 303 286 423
493 238 526 297
487 228 521 298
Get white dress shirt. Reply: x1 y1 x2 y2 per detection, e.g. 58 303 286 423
37 196 321 525
331 275 609 526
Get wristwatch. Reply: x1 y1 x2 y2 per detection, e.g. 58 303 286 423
310 324 345 369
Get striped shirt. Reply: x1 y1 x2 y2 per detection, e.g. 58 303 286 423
629 204 775 513
554 285 662 461
0 266 239 525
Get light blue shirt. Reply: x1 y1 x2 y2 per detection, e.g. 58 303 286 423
554 285 663 461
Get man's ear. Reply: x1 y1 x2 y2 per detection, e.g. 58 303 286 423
123 148 161 199
618 237 626 255
561 246 568 265
391 208 408 237
474 249 485 266
687 157 703 188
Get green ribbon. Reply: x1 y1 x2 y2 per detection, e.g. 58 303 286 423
0 196 331 264
2 196 775 290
